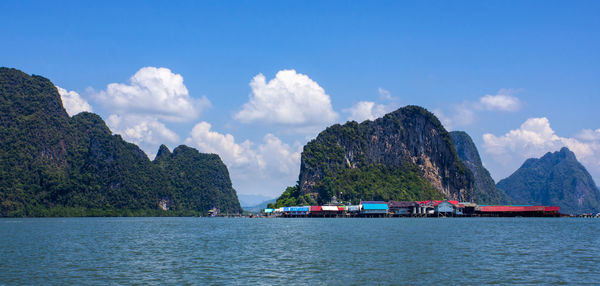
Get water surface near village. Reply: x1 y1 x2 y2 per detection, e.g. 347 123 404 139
1 217 598 284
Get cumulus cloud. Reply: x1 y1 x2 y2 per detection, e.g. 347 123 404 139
56 86 93 116
482 117 600 184
96 67 210 122
479 89 522 112
185 121 301 196
107 114 179 157
92 67 210 157
257 133 302 176
234 70 338 127
344 101 389 122
186 121 255 166
483 118 560 158
577 129 600 141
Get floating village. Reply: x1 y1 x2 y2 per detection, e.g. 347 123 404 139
261 200 565 218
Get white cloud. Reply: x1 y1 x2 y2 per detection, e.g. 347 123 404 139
56 86 93 116
577 129 600 141
186 121 255 166
483 118 559 158
479 89 522 112
107 114 179 157
344 101 389 122
257 134 301 176
92 67 210 157
96 67 210 122
185 121 301 196
482 117 600 184
344 88 400 123
234 70 338 127
434 89 522 130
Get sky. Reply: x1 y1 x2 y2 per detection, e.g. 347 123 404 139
1 0 599 200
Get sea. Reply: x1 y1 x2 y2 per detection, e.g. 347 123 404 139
1 217 598 285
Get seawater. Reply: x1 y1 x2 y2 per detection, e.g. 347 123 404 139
1 217 598 285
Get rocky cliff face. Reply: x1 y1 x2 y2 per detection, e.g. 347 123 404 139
450 131 510 204
0 67 241 216
497 147 600 214
153 145 242 213
298 106 473 203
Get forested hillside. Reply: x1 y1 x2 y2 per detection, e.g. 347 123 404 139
498 147 600 214
0 67 241 216
273 106 473 207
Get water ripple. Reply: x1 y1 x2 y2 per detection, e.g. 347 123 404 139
0 217 598 284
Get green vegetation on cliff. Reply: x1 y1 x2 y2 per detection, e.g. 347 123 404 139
272 105 474 207
0 67 241 216
269 185 317 208
497 147 600 214
271 164 444 207
154 145 242 214
314 164 443 204
450 131 510 204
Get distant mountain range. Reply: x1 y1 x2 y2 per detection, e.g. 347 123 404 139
3 67 599 216
0 67 241 216
270 106 600 215
238 194 276 207
497 147 600 214
242 198 277 213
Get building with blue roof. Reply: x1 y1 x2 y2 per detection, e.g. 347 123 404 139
360 202 389 216
283 206 310 216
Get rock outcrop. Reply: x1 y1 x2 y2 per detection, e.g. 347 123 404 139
0 67 241 216
153 145 241 213
450 131 510 204
497 147 600 214
296 106 473 204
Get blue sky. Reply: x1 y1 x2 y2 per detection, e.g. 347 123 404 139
2 1 599 199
